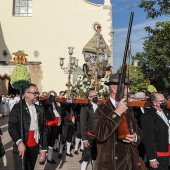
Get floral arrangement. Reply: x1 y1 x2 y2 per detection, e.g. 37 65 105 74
71 75 91 98
71 75 109 99
10 64 31 89
98 77 110 98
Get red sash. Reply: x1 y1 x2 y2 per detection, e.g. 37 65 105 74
70 113 75 123
46 116 60 126
87 131 95 137
76 117 80 122
157 144 170 156
24 131 37 147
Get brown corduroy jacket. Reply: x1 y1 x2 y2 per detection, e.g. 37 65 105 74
94 98 145 170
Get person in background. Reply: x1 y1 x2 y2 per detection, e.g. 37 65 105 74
41 90 64 164
58 91 65 98
9 95 17 112
141 92 170 170
0 128 7 167
127 92 135 102
58 101 75 158
80 89 98 170
41 91 48 98
8 83 48 170
1 95 7 117
74 103 84 155
53 90 65 152
14 93 20 104
133 92 149 161
133 92 148 126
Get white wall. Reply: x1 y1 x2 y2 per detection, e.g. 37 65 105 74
0 0 113 93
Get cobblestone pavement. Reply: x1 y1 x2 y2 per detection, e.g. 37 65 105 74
0 115 92 170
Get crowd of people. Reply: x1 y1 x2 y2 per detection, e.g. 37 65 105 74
0 73 170 170
0 94 20 117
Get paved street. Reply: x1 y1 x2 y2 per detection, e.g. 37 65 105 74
0 115 92 170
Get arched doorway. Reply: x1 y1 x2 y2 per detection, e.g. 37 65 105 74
0 76 17 95
0 75 9 95
8 79 18 95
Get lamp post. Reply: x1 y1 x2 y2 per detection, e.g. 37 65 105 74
59 46 78 97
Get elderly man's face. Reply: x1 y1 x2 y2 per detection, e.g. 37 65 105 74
110 84 130 95
25 86 39 101
136 94 146 101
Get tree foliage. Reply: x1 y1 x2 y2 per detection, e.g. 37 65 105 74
132 21 170 94
139 0 170 18
117 64 147 93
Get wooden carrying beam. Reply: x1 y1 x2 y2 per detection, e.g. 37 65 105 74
40 97 170 109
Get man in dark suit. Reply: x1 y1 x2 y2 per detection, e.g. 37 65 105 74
133 92 150 160
8 83 48 170
41 90 65 164
141 92 170 170
58 102 75 158
80 89 98 170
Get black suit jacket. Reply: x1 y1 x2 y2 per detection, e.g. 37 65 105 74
141 106 170 160
80 102 96 141
133 106 150 128
8 100 48 150
41 95 65 121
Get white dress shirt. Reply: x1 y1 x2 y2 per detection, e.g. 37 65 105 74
52 102 61 126
27 104 39 143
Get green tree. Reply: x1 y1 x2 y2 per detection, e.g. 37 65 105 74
117 64 147 93
139 0 170 18
133 21 170 94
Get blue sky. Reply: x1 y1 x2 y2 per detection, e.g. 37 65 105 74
88 0 169 72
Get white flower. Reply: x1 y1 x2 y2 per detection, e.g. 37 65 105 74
79 82 83 85
83 88 87 92
99 89 103 93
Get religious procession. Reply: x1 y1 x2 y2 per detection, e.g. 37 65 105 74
1 0 170 170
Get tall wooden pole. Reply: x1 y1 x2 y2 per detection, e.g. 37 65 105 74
19 84 25 170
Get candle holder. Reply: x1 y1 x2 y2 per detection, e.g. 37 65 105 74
59 46 79 97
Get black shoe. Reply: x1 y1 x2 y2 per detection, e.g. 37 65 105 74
47 159 56 164
74 150 79 155
53 148 59 152
66 153 74 157
80 149 84 152
71 145 75 149
58 153 62 158
39 161 45 165
79 160 83 164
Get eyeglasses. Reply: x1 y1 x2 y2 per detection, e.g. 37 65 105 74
28 91 40 95
89 95 97 98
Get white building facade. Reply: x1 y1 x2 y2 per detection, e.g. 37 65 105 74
0 0 113 95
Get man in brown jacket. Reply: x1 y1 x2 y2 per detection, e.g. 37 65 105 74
94 73 144 170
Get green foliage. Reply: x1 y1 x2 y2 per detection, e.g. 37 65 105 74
117 64 147 93
128 65 147 93
139 0 170 18
10 64 31 89
132 21 170 94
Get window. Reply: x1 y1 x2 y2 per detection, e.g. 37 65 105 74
13 0 32 16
